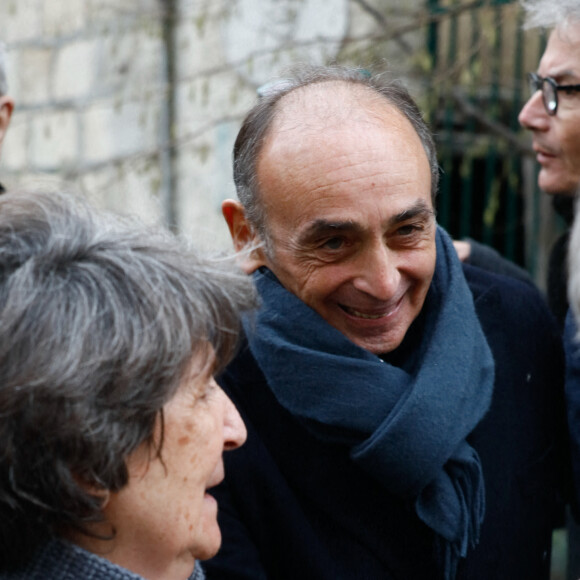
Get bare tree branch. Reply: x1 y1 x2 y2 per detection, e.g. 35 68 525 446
351 0 413 53
451 89 533 156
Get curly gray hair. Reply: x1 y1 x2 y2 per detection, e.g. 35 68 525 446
0 190 256 567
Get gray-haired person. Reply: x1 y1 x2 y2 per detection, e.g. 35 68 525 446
0 190 256 580
0 43 13 175
204 65 569 580
516 4 580 578
520 0 580 202
519 0 580 324
455 0 580 321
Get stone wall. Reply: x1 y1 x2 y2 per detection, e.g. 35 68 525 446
0 0 424 248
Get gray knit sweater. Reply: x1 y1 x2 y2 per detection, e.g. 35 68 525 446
0 539 205 580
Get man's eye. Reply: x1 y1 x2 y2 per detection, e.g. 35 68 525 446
396 224 419 236
322 237 344 250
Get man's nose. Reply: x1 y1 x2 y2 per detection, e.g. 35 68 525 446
518 90 550 131
352 242 401 301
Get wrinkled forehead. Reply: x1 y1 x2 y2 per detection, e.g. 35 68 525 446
259 82 427 170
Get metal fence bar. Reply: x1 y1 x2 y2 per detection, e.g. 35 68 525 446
426 0 545 272
504 7 525 261
458 8 480 240
481 4 502 246
439 0 460 228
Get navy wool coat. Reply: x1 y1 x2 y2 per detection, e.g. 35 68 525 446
205 265 570 580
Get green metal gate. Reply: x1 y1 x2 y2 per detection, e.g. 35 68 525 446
424 0 555 279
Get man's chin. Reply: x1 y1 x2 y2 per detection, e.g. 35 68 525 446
538 171 578 197
347 332 405 356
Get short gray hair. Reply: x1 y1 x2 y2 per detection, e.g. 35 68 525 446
233 65 439 239
522 0 580 30
0 43 8 96
0 190 256 566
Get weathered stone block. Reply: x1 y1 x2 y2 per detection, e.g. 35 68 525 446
54 40 98 101
175 13 224 81
44 1 86 37
80 159 163 224
100 29 163 96
82 98 158 164
0 0 43 43
18 48 52 106
1 112 28 170
30 109 78 169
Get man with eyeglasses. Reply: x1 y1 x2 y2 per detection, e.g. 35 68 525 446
518 4 580 579
517 1 580 324
527 73 580 120
456 1 580 323
519 5 580 199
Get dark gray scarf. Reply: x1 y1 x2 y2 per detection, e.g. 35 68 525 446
245 227 495 579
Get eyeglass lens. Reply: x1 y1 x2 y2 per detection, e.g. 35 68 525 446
543 81 557 114
529 74 557 115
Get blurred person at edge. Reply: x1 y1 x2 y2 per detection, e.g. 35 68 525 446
517 0 580 506
515 3 580 579
0 42 14 187
0 190 256 580
455 0 580 326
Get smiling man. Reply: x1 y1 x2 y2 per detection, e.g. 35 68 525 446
205 67 568 580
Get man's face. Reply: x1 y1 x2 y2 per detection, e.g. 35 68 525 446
254 93 436 355
518 24 580 195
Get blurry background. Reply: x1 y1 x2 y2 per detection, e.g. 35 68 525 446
0 0 558 285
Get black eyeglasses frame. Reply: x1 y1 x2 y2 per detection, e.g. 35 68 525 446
528 72 580 116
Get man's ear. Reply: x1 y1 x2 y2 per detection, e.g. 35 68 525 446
222 199 268 274
0 95 14 155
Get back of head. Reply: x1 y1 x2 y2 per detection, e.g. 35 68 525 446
233 65 439 238
0 190 256 567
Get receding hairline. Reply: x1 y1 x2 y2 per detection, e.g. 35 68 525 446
264 80 412 137
255 80 431 187
258 81 427 171
232 67 439 242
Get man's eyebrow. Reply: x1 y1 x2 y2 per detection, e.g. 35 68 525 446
297 200 434 245
389 200 435 226
298 220 364 244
